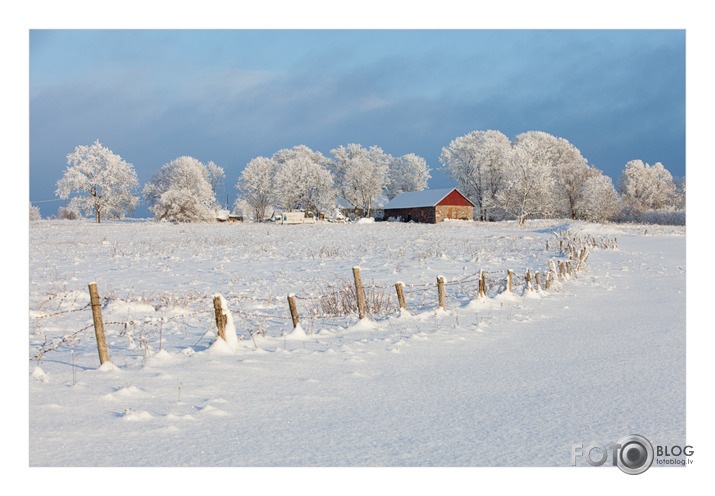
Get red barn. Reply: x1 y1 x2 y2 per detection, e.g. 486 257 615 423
382 188 475 223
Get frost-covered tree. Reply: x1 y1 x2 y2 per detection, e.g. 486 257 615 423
331 143 390 216
57 204 81 220
231 198 261 222
440 130 511 220
55 140 139 223
674 176 686 209
236 156 277 222
498 131 563 225
303 162 335 218
29 203 41 221
143 156 218 222
617 160 678 214
272 159 303 213
574 174 622 222
386 153 431 199
205 161 226 204
271 145 335 217
547 137 598 219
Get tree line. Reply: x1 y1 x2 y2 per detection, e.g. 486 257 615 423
440 130 684 225
44 132 684 225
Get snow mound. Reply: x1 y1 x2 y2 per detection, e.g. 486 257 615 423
345 318 376 332
149 349 173 362
284 323 309 340
114 386 146 397
207 336 234 355
165 413 197 422
98 361 120 372
494 291 517 303
121 409 153 421
196 404 229 417
31 366 49 383
522 289 542 300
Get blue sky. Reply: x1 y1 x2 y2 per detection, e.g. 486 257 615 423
29 29 685 218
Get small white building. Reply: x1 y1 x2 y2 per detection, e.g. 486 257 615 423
275 211 316 225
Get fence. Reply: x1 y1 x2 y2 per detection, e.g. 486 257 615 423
29 232 617 366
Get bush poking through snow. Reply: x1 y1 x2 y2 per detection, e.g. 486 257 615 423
308 278 393 318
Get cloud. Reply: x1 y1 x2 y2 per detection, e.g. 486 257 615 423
30 30 685 218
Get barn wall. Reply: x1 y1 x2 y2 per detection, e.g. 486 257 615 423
384 205 474 223
435 205 473 222
384 207 436 223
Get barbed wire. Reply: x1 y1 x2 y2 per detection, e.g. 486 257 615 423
28 233 616 360
30 303 91 320
28 268 550 322
30 322 94 363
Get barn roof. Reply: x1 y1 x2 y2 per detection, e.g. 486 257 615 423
383 188 474 209
335 195 390 209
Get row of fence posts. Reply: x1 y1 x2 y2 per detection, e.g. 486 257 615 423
85 250 589 365
271 258 587 340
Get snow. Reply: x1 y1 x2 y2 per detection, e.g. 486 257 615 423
284 323 309 340
28 218 685 469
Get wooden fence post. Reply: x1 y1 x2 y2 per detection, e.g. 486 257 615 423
437 276 446 310
352 266 366 320
549 259 558 281
213 296 227 342
576 248 587 271
395 282 407 311
534 271 542 291
525 269 533 291
478 270 487 298
546 272 552 290
88 283 110 365
507 270 513 293
287 294 299 328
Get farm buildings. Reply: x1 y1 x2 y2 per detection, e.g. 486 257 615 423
382 188 475 223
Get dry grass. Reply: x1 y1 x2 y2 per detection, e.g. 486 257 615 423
307 278 394 318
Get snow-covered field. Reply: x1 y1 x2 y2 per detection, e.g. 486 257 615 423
28 219 685 467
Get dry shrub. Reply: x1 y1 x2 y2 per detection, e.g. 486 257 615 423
309 278 393 318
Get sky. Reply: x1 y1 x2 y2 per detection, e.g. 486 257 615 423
29 29 686 218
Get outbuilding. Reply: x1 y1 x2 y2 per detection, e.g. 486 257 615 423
382 188 475 223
